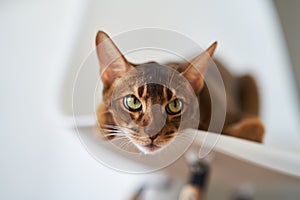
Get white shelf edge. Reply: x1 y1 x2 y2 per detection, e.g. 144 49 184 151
193 130 300 178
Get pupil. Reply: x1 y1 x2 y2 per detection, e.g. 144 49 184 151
173 100 177 108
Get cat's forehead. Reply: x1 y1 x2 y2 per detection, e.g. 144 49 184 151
133 62 180 89
134 62 177 100
111 61 195 101
137 83 173 103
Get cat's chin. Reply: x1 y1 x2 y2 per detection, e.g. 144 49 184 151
135 144 163 154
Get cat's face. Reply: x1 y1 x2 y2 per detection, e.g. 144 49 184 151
104 62 201 153
95 31 216 154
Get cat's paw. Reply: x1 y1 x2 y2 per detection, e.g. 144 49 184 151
223 117 265 143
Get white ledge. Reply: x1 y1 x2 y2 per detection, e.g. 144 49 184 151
193 130 300 178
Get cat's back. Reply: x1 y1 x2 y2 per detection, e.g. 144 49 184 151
166 59 244 128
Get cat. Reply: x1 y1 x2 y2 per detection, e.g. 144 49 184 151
95 30 264 154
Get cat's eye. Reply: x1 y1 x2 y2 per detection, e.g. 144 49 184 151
166 99 183 115
123 95 142 111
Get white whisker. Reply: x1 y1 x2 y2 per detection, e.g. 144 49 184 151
111 136 128 142
103 133 127 137
102 124 131 131
129 134 149 139
119 140 132 149
102 129 123 133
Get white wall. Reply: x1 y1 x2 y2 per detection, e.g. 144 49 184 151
1 1 300 200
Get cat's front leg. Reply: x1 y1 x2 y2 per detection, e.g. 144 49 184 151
222 117 265 143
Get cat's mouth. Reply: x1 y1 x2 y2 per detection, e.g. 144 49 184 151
144 143 160 151
127 130 175 154
134 142 162 154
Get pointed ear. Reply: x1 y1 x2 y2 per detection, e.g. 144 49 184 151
95 31 132 86
181 42 217 93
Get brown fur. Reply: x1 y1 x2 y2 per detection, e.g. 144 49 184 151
194 60 264 142
95 31 264 153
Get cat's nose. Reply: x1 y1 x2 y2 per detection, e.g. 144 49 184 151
144 104 166 137
144 127 160 137
149 133 159 141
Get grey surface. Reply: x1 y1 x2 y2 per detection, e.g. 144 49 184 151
274 0 300 103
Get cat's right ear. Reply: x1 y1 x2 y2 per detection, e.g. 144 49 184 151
181 42 217 93
95 31 133 86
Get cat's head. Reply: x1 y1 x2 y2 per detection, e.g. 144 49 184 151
95 31 216 154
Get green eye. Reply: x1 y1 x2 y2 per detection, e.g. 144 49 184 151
166 99 183 115
123 95 142 111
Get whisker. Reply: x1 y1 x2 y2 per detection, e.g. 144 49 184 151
175 133 194 139
103 133 127 137
101 129 123 133
129 134 149 139
122 141 134 151
100 124 133 133
101 124 118 128
116 138 129 145
120 140 132 149
175 134 190 139
111 136 129 142
169 69 176 87
101 127 121 131
101 124 131 130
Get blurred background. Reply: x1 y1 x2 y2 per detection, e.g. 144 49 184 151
0 0 300 199
275 0 300 98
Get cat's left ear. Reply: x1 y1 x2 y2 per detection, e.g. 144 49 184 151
181 42 217 93
95 31 133 86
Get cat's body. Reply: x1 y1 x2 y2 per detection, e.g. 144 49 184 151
95 31 264 154
169 59 264 142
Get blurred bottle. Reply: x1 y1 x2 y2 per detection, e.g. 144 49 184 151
179 161 210 200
